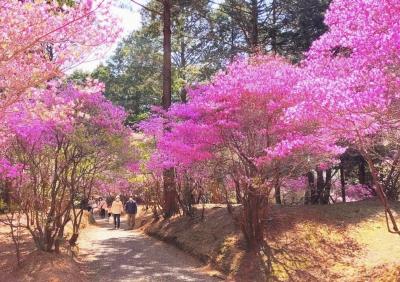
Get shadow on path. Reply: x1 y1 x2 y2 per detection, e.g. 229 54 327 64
79 216 217 282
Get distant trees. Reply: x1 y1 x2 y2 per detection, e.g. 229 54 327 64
208 0 330 59
90 0 330 122
92 30 163 123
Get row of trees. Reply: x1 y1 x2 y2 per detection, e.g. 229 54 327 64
72 0 333 220
136 0 400 253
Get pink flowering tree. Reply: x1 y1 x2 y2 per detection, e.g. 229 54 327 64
140 117 221 216
143 56 344 249
0 82 135 253
331 183 374 203
296 0 400 233
96 167 139 198
0 0 123 255
0 0 120 117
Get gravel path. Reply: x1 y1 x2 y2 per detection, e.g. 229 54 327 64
78 216 219 282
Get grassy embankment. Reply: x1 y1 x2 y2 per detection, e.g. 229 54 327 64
139 200 400 281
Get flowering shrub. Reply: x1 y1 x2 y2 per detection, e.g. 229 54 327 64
0 0 127 256
343 184 375 202
0 82 136 252
141 56 345 248
0 159 22 180
298 0 400 232
139 0 400 243
0 0 121 117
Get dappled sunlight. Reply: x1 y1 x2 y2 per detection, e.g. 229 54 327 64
78 217 217 282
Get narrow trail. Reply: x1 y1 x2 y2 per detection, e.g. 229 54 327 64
78 216 218 282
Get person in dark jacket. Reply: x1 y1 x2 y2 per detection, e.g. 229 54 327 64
99 197 107 219
125 197 137 230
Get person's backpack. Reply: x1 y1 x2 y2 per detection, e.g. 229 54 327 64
125 200 137 214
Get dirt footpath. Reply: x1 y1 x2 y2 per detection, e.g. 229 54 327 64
78 215 219 282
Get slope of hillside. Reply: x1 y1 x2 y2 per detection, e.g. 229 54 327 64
1 211 92 281
140 200 400 281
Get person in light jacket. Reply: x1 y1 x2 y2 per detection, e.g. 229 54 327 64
111 195 124 229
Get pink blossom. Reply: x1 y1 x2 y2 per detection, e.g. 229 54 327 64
141 56 344 189
0 159 22 180
0 0 121 119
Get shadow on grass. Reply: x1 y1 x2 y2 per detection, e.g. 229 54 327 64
233 199 400 281
268 199 400 230
145 206 242 266
0 227 34 275
139 200 400 281
228 227 360 281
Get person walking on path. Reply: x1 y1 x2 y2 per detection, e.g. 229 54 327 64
125 197 137 230
111 195 124 229
107 204 112 223
99 197 107 219
88 197 96 213
106 194 113 222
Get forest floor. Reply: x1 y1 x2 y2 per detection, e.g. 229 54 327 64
140 200 400 281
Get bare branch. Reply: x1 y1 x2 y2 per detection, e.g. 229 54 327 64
129 0 162 16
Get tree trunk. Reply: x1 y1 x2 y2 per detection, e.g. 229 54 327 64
7 212 22 266
322 169 332 204
43 210 56 252
274 181 281 205
69 233 79 247
250 0 259 52
384 153 400 200
163 168 178 218
179 30 187 103
162 0 172 111
363 154 400 233
179 7 187 103
359 159 366 185
54 227 63 253
241 187 266 250
316 168 324 204
340 165 346 202
271 0 277 54
230 22 236 62
224 186 233 214
234 179 242 204
305 171 314 204
1 182 11 209
162 0 178 218
44 229 54 252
